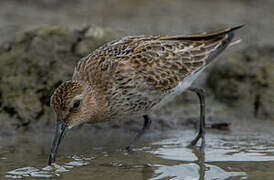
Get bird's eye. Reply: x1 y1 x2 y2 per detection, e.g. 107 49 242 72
70 100 81 112
73 100 81 108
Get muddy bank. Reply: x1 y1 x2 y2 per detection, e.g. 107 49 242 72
0 25 273 134
207 46 274 120
1 0 274 134
0 25 119 133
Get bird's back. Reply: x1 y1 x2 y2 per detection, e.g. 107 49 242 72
72 25 243 118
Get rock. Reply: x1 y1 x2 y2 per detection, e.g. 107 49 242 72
74 25 118 57
0 25 119 132
207 46 274 120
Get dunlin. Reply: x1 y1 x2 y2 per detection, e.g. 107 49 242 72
48 25 244 165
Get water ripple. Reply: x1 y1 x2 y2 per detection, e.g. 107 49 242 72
5 155 95 179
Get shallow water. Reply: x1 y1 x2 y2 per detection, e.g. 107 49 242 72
1 119 274 180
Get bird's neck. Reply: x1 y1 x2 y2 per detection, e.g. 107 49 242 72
85 84 110 124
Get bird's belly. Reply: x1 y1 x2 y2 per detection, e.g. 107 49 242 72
109 66 207 117
152 66 207 110
151 81 189 110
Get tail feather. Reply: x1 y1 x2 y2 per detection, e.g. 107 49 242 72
228 38 242 48
205 32 234 64
159 24 244 41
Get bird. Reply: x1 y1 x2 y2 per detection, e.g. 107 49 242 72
48 25 244 165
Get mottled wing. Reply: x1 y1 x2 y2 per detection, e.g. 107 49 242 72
73 25 243 92
72 36 159 84
125 25 243 91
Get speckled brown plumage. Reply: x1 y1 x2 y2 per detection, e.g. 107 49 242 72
51 81 83 111
48 25 244 165
51 25 243 126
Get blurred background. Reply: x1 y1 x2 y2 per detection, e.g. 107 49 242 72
1 0 273 45
0 1 274 179
0 0 273 133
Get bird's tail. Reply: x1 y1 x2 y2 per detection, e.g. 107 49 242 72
228 38 242 48
159 24 245 41
159 24 244 65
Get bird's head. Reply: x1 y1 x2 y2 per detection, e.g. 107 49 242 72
48 80 104 165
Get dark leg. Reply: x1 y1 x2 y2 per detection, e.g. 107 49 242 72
125 115 152 150
188 87 206 148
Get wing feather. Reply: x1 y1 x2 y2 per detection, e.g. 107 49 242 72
73 25 244 92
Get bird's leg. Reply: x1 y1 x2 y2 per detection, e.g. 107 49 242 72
125 115 152 150
188 87 206 148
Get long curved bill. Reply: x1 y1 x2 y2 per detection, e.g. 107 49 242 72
48 120 67 165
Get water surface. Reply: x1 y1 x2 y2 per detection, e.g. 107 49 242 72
1 119 274 180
